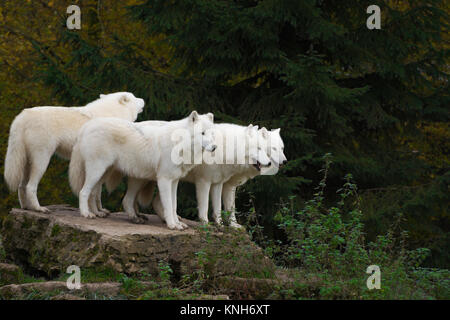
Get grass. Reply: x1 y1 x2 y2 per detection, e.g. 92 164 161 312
54 267 122 283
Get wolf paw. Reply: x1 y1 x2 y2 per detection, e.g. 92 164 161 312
81 212 96 219
32 206 50 213
99 208 111 214
136 213 149 221
131 216 146 224
95 211 108 218
178 221 188 229
230 221 244 229
167 223 184 231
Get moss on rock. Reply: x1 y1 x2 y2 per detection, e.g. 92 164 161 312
1 205 275 280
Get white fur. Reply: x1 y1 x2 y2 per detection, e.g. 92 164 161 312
124 123 272 226
69 111 216 230
222 128 287 228
4 92 145 213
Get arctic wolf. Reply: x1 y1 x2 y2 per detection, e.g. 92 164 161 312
69 111 216 230
142 126 286 228
4 92 145 213
222 128 287 227
110 123 272 225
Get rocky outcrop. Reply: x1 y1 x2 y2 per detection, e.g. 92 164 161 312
0 263 23 285
0 281 122 299
0 280 232 300
1 205 275 280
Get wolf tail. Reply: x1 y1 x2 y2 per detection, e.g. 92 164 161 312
69 141 85 195
4 112 28 192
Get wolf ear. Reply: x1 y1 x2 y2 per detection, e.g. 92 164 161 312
246 124 256 137
271 128 281 133
260 127 269 139
119 94 130 105
189 111 199 123
100 94 106 99
207 112 214 122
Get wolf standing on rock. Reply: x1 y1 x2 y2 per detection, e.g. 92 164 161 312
69 111 217 230
142 126 286 228
121 123 274 226
222 128 287 228
4 92 145 213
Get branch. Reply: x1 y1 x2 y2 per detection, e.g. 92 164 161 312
0 24 65 66
0 59 27 80
97 0 106 49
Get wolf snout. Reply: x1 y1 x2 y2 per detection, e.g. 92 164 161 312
253 160 271 171
279 160 287 168
205 144 217 152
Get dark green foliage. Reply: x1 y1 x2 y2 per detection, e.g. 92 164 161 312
246 155 449 299
361 171 450 267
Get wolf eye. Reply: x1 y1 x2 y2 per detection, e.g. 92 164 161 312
257 147 261 150
272 147 277 150
202 131 205 135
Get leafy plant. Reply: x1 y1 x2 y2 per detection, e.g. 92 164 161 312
246 154 449 299
157 260 173 284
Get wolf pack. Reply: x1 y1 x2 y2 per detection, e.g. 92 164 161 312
4 92 287 230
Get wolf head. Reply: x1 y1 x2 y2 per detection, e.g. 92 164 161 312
245 124 271 171
98 92 145 121
259 127 287 168
188 111 217 152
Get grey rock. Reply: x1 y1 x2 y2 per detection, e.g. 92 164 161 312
1 205 275 280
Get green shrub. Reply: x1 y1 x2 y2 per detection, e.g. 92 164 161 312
246 154 449 299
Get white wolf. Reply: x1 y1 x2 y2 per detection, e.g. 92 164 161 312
4 92 145 213
69 111 216 230
138 127 287 228
111 123 273 226
222 128 287 227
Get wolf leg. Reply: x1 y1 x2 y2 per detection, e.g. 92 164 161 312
210 182 223 225
18 162 30 209
79 162 107 219
157 178 181 230
195 179 211 224
152 191 165 221
222 182 242 228
172 179 187 229
95 184 110 214
91 182 108 218
25 151 53 213
123 178 146 224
